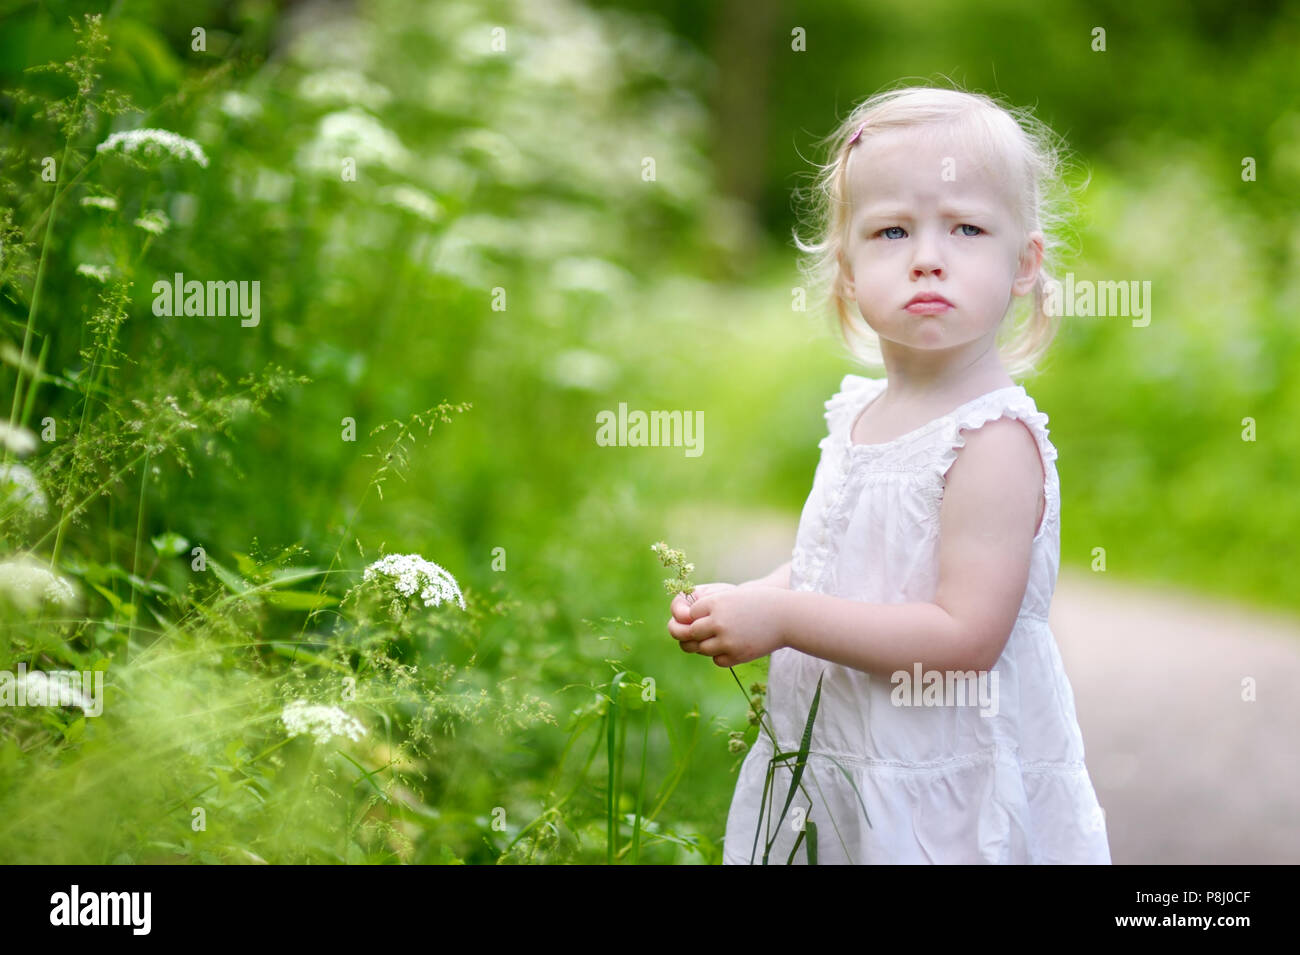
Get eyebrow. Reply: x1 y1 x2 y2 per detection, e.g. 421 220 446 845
857 204 997 221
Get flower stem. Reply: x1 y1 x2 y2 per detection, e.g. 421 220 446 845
4 138 73 471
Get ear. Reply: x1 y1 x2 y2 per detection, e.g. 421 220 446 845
1011 231 1044 297
838 248 855 298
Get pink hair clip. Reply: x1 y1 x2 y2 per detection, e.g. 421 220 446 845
847 121 867 146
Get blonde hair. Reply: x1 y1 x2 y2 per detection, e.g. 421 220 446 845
793 80 1084 379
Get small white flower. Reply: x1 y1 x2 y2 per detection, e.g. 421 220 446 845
79 195 119 211
299 108 409 175
546 348 618 392
76 263 111 283
97 128 210 168
0 422 38 457
0 557 77 613
297 69 392 110
379 185 441 223
133 209 170 235
362 553 466 610
0 462 47 517
551 256 632 297
280 699 366 745
219 91 262 120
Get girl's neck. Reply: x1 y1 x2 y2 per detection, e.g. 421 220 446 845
875 347 1013 409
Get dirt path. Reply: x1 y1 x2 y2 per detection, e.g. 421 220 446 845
1051 566 1300 864
689 509 1300 864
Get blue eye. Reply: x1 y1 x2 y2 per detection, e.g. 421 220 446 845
874 224 983 240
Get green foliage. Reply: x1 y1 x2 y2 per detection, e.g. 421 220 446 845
0 0 749 866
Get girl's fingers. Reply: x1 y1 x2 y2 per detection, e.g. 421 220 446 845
669 616 711 641
666 616 702 652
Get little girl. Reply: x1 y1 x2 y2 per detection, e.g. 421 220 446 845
667 85 1111 864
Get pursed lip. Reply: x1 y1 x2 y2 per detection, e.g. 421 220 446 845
904 292 953 308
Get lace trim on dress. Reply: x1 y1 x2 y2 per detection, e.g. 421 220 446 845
936 393 1061 544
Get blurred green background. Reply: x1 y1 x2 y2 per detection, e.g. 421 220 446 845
1 0 1297 863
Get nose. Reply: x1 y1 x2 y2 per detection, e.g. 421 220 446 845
909 229 944 280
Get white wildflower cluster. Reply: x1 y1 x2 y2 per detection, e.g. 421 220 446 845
133 209 171 235
79 195 119 211
379 184 441 223
280 699 366 745
362 553 466 611
0 422 37 457
218 91 262 120
297 69 392 110
0 557 77 613
545 348 618 393
96 128 210 168
162 394 198 430
76 263 111 282
298 108 409 175
0 462 47 517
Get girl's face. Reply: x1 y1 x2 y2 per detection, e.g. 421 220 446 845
840 126 1043 359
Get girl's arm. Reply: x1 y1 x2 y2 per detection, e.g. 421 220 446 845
739 560 791 590
774 418 1043 677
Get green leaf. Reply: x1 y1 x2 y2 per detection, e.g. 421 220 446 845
751 756 775 865
89 582 137 620
785 825 806 864
765 671 823 863
607 670 627 865
267 567 327 587
111 19 184 91
150 532 190 557
267 642 350 673
89 582 122 613
224 739 244 768
439 845 466 865
264 590 338 611
806 820 818 865
208 558 251 596
232 550 260 579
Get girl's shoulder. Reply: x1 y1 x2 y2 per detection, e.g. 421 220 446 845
945 386 1058 468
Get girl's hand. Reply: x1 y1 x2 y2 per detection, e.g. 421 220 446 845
669 586 791 667
668 583 734 654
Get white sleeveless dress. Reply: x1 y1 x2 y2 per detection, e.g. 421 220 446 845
722 373 1112 865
